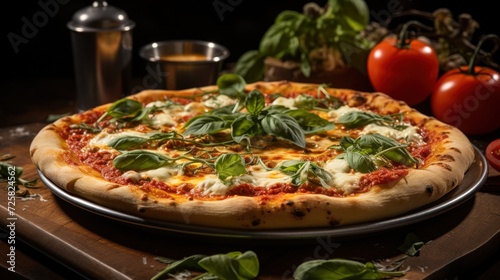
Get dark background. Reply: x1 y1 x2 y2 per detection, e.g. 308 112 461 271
2 0 499 125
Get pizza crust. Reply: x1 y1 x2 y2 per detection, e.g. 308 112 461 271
30 81 476 229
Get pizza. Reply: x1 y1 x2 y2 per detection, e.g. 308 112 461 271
30 74 475 229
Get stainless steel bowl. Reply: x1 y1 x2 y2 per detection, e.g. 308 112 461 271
139 40 230 90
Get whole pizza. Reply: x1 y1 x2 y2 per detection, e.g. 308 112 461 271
30 74 475 229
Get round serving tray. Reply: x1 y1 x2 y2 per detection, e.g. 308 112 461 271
39 146 488 240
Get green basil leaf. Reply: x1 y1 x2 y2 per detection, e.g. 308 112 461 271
336 111 393 129
183 115 232 135
285 109 335 134
233 50 265 83
345 149 376 173
209 104 238 115
231 115 259 144
362 134 417 166
310 162 335 187
113 150 172 171
198 251 259 280
107 98 143 119
259 21 294 57
245 90 265 116
278 160 310 186
339 136 356 150
275 10 302 23
217 73 247 99
215 154 247 182
337 0 369 32
151 255 206 280
293 258 405 280
398 233 424 257
107 136 149 150
261 113 306 148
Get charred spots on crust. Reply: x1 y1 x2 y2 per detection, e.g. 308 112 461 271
450 147 462 154
437 154 455 162
285 200 294 206
291 208 306 217
329 219 341 226
137 206 146 213
251 219 261 226
425 185 434 196
433 162 453 171
347 92 367 107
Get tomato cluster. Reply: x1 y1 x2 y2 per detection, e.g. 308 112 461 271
367 26 500 135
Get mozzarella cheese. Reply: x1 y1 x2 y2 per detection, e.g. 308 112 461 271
94 92 423 196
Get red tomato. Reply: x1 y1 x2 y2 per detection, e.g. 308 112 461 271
367 37 439 106
486 139 500 172
431 66 500 135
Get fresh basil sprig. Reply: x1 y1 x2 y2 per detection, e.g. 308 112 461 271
277 160 334 187
184 90 334 149
333 133 418 173
152 251 259 280
0 155 38 189
214 153 247 182
292 86 345 111
113 150 174 171
293 258 405 280
234 0 372 82
336 111 408 130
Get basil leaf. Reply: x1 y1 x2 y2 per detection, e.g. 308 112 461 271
310 162 335 187
183 115 232 135
107 136 149 150
362 134 417 166
217 73 246 99
198 251 259 280
113 150 172 171
233 50 265 83
107 98 143 119
345 148 376 173
245 90 265 116
209 104 238 115
279 160 310 186
336 111 393 129
231 115 259 144
398 233 424 257
285 109 335 134
261 113 306 148
151 255 206 280
259 20 294 58
337 0 369 32
215 154 247 182
274 10 302 23
293 258 405 280
278 160 334 187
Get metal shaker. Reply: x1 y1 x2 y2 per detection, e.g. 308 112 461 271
67 1 135 111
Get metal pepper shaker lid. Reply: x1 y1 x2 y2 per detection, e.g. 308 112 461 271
67 1 135 112
67 0 135 32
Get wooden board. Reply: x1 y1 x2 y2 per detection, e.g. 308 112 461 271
1 123 500 279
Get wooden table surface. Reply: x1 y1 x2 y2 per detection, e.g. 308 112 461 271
1 121 500 280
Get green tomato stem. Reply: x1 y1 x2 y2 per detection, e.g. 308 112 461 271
396 20 432 49
467 34 500 75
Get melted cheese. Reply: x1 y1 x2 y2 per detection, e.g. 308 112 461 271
360 123 423 143
84 90 426 197
88 131 146 149
203 94 237 108
323 158 362 194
